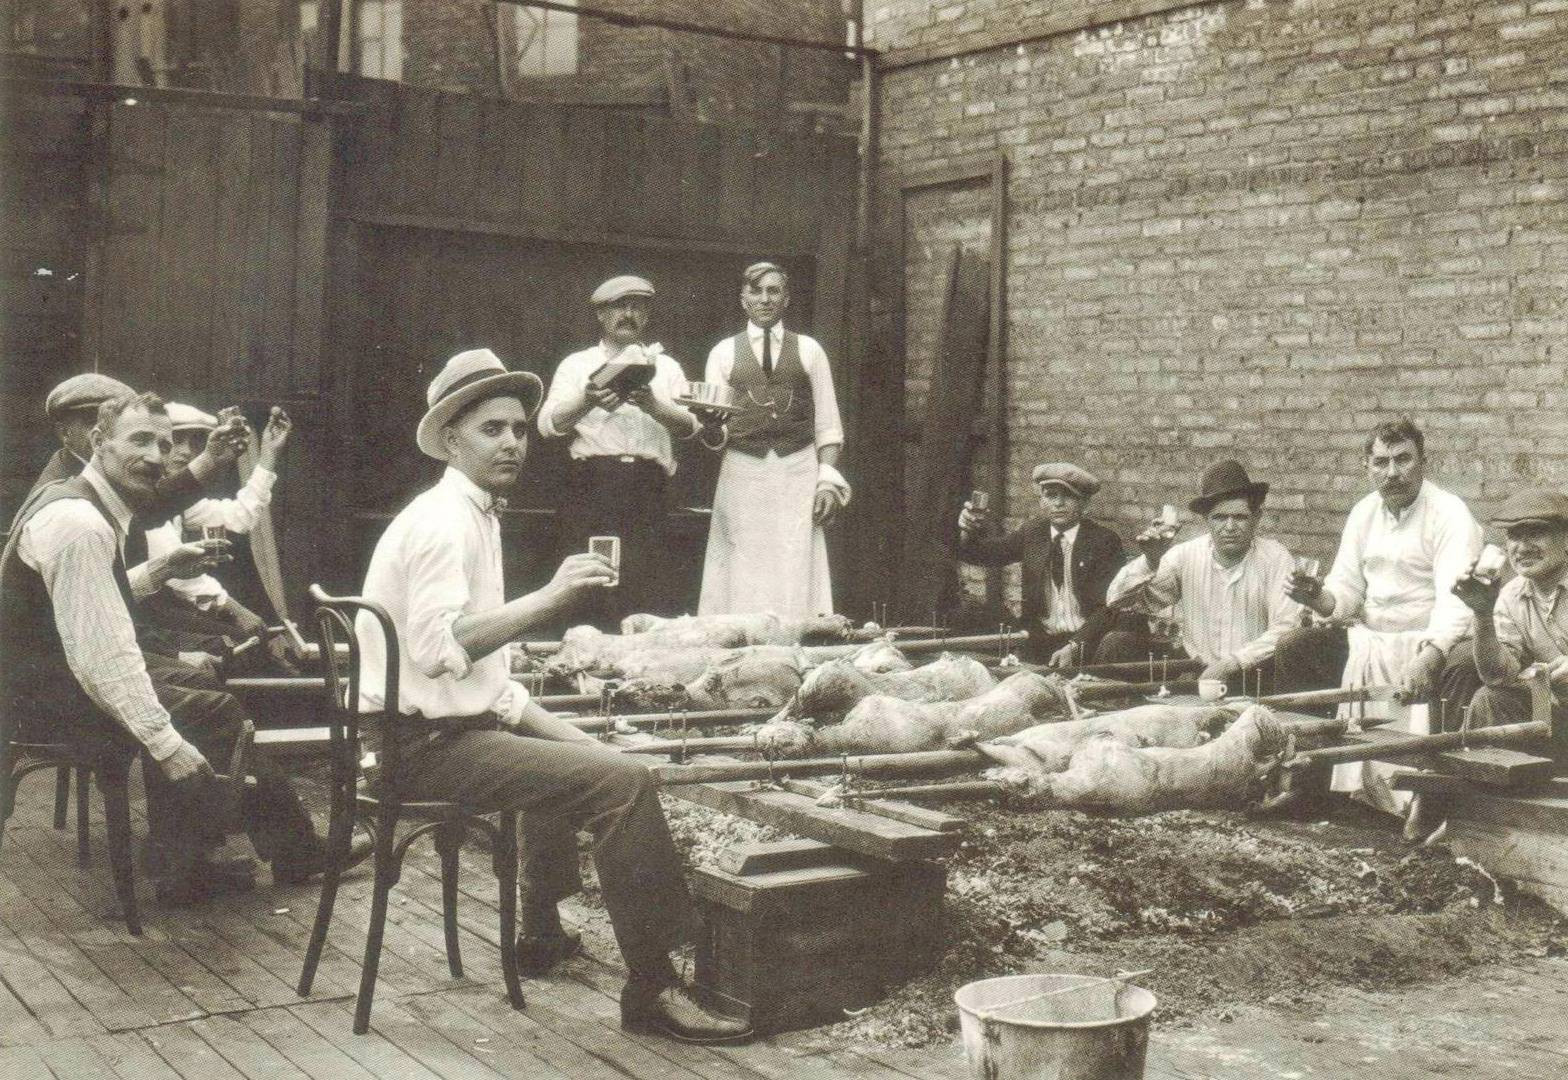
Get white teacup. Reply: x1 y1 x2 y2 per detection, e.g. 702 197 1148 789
1198 679 1228 702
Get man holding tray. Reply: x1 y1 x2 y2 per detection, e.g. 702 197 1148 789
698 261 850 619
538 275 700 628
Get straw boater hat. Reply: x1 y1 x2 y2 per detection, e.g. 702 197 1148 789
1189 460 1270 515
416 349 543 461
44 373 134 419
165 402 219 431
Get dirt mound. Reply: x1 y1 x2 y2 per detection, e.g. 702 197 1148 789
658 798 1563 1049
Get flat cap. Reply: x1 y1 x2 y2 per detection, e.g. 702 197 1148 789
590 275 655 306
45 373 133 419
165 402 218 431
1031 462 1101 498
1490 488 1568 529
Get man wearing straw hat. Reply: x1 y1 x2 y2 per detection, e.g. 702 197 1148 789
1098 460 1301 692
359 348 750 1044
698 261 850 619
538 275 700 629
1453 487 1568 728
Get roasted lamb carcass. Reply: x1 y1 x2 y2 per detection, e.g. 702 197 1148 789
782 653 996 724
976 703 1238 774
754 670 1075 756
615 612 856 646
980 704 1286 813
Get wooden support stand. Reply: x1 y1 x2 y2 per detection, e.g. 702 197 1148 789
689 839 947 1036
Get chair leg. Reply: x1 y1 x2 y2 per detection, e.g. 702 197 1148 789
353 811 399 1036
298 788 357 997
97 761 141 936
0 742 17 857
435 821 465 979
494 811 525 1012
76 765 91 864
53 766 69 830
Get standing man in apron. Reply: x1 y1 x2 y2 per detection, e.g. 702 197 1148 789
698 262 850 619
1281 418 1482 836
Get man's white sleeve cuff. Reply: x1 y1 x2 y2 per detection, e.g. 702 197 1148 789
145 728 185 762
817 463 851 506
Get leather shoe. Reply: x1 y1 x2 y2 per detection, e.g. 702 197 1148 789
514 928 583 976
272 833 373 885
154 855 257 907
621 977 752 1044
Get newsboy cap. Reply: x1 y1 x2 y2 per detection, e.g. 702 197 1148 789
1490 488 1568 529
45 373 134 419
1031 462 1101 498
165 402 219 431
590 275 655 306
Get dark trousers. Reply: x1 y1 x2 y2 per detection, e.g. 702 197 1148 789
556 457 670 632
140 654 317 869
1271 625 1483 719
397 731 690 975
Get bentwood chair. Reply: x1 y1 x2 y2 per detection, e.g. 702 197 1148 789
1 713 141 934
295 586 525 1034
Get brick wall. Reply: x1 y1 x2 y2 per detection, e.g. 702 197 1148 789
871 0 1568 613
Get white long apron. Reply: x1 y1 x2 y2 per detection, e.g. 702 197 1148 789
1331 624 1429 815
699 445 832 619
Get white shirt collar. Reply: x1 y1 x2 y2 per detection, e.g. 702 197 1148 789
1051 522 1080 542
747 322 784 345
1377 480 1429 524
80 461 134 534
441 466 501 514
1520 567 1568 606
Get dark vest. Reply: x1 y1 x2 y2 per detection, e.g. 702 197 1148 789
0 476 135 734
723 329 816 458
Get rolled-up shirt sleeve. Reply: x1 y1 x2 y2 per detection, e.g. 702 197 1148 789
1488 585 1530 682
1107 551 1181 613
21 503 183 761
183 466 275 533
800 336 843 449
538 352 590 439
1234 545 1302 669
1421 506 1482 655
401 524 477 680
1322 506 1369 622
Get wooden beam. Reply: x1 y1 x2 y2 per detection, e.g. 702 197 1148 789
343 210 819 259
4 76 365 116
1432 747 1557 789
666 781 960 862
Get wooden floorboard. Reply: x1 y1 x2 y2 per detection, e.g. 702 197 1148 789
7 759 1568 1079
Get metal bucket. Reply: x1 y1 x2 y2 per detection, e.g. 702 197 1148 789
954 974 1156 1080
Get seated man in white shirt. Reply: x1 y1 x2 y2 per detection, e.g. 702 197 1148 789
0 392 338 904
1099 460 1301 693
1281 418 1483 829
130 403 291 665
359 349 749 1044
537 275 699 630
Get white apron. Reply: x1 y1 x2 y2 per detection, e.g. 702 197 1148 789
1330 624 1430 814
699 445 832 619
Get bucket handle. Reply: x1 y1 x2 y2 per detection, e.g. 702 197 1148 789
976 968 1154 1024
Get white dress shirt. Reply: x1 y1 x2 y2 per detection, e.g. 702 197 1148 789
1108 534 1301 667
704 323 844 450
357 467 529 724
1322 480 1481 654
537 342 693 476
139 465 275 608
17 462 183 761
1041 523 1083 635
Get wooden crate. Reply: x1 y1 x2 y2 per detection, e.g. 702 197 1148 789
690 840 946 1035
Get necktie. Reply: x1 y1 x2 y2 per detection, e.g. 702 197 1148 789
124 514 151 569
1048 530 1065 590
761 329 774 378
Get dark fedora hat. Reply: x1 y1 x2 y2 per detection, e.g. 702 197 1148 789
1190 460 1270 515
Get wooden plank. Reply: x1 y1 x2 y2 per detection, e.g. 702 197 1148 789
776 779 968 833
901 244 990 624
89 1032 184 1080
395 992 576 1080
641 116 685 237
667 782 962 862
140 1021 250 1080
157 108 220 397
716 126 757 241
560 109 609 232
207 110 253 384
0 1045 55 1079
260 118 301 398
186 1014 310 1079
230 1007 383 1080
287 1000 445 1080
95 102 165 383
1433 747 1557 788
431 93 482 224
1448 777 1568 833
0 871 104 1039
291 118 331 398
1449 819 1568 915
515 104 565 229
235 112 275 393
